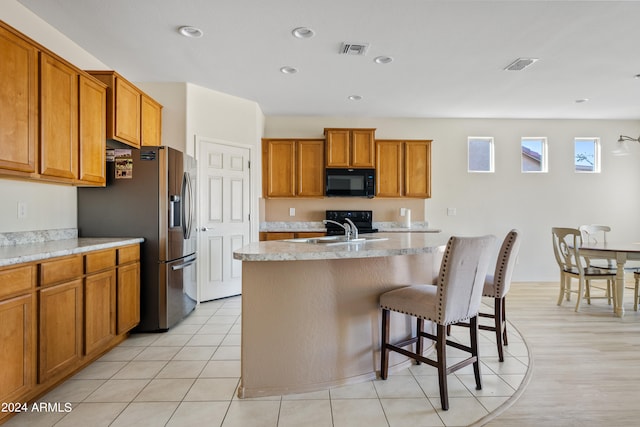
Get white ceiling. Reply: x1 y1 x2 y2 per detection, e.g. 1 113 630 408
16 0 640 119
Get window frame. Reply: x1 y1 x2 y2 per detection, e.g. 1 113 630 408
574 137 601 173
521 137 548 173
467 136 495 173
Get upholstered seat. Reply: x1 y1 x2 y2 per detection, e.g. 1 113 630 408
379 234 495 411
452 230 521 362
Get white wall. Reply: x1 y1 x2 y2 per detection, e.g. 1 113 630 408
135 82 187 153
186 83 265 240
265 116 640 281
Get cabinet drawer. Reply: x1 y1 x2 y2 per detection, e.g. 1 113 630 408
118 245 140 265
0 264 36 299
85 249 116 274
39 256 83 287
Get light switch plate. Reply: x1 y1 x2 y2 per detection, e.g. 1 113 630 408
447 207 457 216
289 207 295 217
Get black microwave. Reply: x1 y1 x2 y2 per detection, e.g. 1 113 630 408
325 168 375 198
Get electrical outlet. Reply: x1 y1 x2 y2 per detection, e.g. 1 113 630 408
17 201 27 219
289 207 295 217
400 208 406 217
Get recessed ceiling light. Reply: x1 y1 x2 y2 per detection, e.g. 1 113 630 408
280 66 298 74
178 26 203 38
348 95 362 101
374 56 394 64
575 98 590 104
292 27 315 39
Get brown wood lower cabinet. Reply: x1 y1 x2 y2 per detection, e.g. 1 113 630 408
38 279 83 383
0 243 140 424
0 293 35 403
259 232 326 241
117 262 140 334
84 269 117 356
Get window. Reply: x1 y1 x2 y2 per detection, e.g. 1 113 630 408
575 137 600 173
468 137 494 172
521 137 547 173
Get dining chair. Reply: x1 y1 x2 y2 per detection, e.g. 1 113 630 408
552 227 616 312
379 234 495 411
449 230 521 362
579 224 614 304
634 271 640 311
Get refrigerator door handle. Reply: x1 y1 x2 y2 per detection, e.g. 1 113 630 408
171 259 196 271
182 171 194 240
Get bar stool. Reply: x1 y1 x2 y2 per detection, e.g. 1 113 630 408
379 234 495 410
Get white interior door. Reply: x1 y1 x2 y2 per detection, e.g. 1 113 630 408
198 139 251 301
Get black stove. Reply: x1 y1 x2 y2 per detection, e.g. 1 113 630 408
325 210 378 235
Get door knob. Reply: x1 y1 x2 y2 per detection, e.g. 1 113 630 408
201 227 212 231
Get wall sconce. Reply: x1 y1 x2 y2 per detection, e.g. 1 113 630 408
612 135 640 156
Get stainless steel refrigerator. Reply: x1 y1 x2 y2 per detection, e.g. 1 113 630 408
78 146 197 332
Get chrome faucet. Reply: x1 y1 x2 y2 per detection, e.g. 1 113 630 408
323 219 353 240
344 218 358 240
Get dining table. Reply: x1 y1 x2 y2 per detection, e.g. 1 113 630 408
580 241 640 317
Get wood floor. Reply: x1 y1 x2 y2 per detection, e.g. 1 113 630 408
486 281 640 426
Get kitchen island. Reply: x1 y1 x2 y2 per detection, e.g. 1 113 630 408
233 232 447 398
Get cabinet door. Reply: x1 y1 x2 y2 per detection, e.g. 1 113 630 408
141 94 162 146
40 53 78 180
263 140 296 197
117 262 140 334
297 140 324 197
0 24 38 173
351 129 375 168
325 130 351 167
405 141 431 198
85 270 116 355
0 294 35 403
78 75 106 185
39 279 83 383
114 77 141 147
375 140 403 197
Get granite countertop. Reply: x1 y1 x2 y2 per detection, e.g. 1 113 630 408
234 232 447 262
0 237 144 267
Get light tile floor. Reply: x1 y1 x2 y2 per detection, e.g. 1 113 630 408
4 296 530 427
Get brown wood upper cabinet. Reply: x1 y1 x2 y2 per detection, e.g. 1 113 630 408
0 23 38 175
376 140 432 198
0 21 106 186
39 53 79 181
78 75 107 185
324 128 375 168
88 71 162 148
262 139 325 198
141 94 162 147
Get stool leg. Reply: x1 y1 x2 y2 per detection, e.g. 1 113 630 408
502 297 508 346
436 324 449 411
416 318 423 364
380 309 390 379
494 297 505 362
470 316 482 391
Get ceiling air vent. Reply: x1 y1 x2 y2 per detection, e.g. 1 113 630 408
504 58 539 71
340 42 370 56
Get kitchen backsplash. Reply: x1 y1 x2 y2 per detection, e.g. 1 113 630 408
0 228 77 247
261 198 425 222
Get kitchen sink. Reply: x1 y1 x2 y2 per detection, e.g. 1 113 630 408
282 235 388 245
